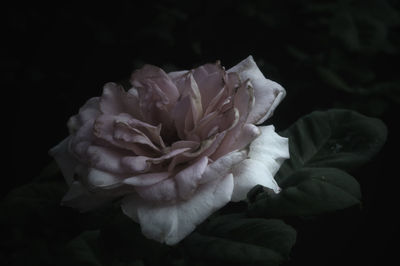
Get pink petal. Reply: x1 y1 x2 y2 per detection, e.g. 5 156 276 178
121 156 151 173
131 64 180 107
114 121 160 152
100 82 126 115
194 107 238 140
124 87 142 119
174 156 209 200
170 140 199 151
183 73 203 132
168 132 226 171
171 95 191 139
210 82 257 159
67 97 100 134
70 120 96 160
86 145 130 174
203 86 227 116
121 148 191 173
115 113 165 148
192 63 225 111
234 80 255 125
93 114 156 156
211 123 260 160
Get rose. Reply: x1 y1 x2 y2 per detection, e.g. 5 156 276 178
50 56 289 245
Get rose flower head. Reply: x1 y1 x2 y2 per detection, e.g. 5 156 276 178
50 56 289 245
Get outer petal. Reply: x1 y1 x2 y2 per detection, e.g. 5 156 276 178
249 125 289 176
231 159 280 202
131 64 180 107
123 172 170 186
67 97 100 134
49 137 78 185
174 156 208 200
134 178 178 202
100 82 126 115
86 145 130 174
201 150 247 184
121 173 234 245
86 168 123 190
228 55 286 124
230 125 288 201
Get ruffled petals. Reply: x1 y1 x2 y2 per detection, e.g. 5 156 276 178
227 55 286 124
121 173 233 245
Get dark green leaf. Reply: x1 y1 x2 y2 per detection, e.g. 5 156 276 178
184 215 296 265
60 231 102 266
99 212 172 265
0 180 67 226
277 109 387 181
248 168 361 218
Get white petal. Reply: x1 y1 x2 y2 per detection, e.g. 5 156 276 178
123 172 170 186
87 168 122 190
134 178 178 202
121 173 234 245
249 125 289 176
228 55 286 124
49 137 78 185
201 150 247 184
231 159 280 202
62 181 114 212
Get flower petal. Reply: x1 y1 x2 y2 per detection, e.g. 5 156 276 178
114 121 160 152
183 73 203 132
93 114 155 156
87 168 122 190
169 132 226 170
67 97 100 134
131 64 180 108
228 56 286 124
210 81 257 159
121 148 192 174
121 173 234 245
115 113 165 148
134 178 178 202
171 96 191 139
201 150 247 184
86 145 130 174
70 120 96 160
211 123 260 160
174 156 209 200
192 62 225 110
100 82 126 115
121 156 150 173
231 159 280 202
248 125 289 176
123 172 170 186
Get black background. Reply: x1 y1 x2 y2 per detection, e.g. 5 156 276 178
6 1 400 266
